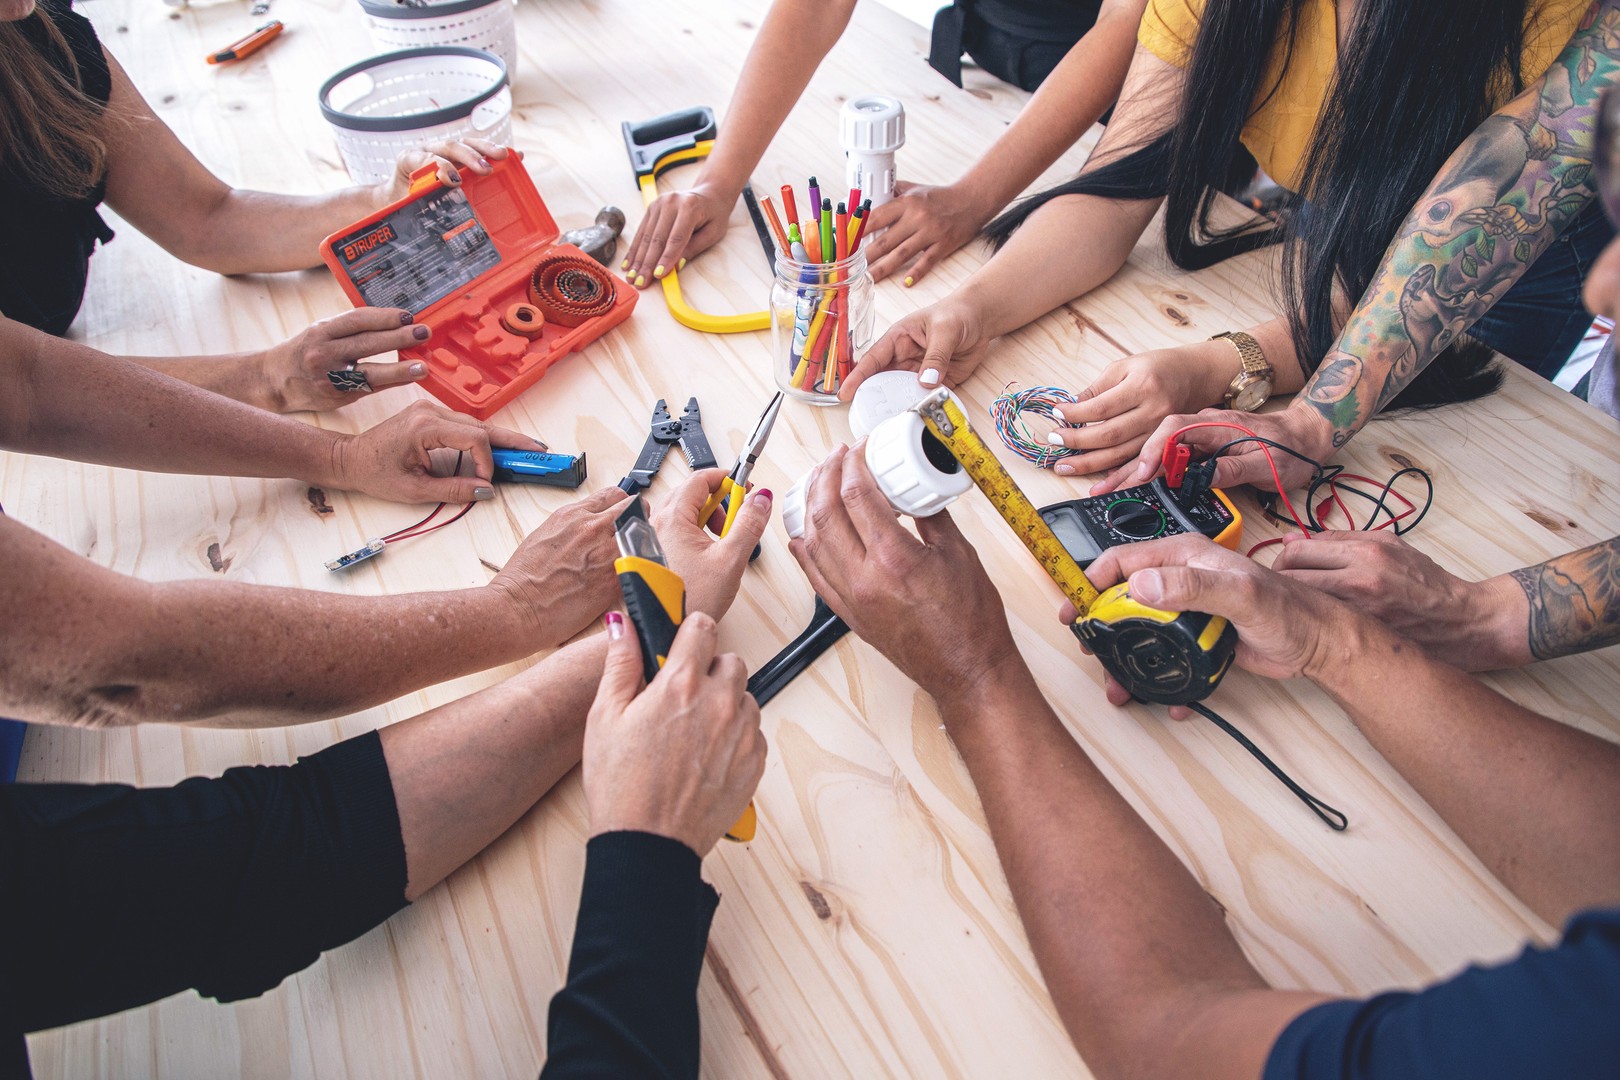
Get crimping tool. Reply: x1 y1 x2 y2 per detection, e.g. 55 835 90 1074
618 397 719 494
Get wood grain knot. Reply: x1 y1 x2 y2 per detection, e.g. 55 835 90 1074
968 88 992 100
799 881 833 920
306 487 335 516
206 542 231 574
1162 305 1190 326
1525 509 1578 532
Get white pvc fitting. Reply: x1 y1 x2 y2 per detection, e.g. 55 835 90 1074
849 370 963 441
840 94 905 208
782 410 971 539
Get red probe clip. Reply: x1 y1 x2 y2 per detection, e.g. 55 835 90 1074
1161 440 1191 489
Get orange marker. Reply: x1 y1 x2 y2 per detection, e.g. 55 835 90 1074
761 196 791 255
780 185 800 230
208 20 283 64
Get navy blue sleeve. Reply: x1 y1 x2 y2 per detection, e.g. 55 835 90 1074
540 831 719 1080
1264 907 1620 1080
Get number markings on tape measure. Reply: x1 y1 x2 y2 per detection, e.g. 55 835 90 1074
916 392 1101 612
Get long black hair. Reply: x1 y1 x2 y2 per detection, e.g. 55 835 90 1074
986 0 1539 408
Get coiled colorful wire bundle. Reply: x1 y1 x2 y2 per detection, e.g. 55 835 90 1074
990 385 1082 468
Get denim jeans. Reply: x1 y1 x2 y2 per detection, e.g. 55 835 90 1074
1471 199 1615 380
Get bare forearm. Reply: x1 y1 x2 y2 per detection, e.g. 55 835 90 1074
194 187 383 275
963 190 1159 338
5 569 537 730
4 321 337 485
954 1 1144 214
1301 1 1620 447
385 635 607 899
693 0 856 198
1308 610 1620 924
939 667 1271 1078
126 351 279 412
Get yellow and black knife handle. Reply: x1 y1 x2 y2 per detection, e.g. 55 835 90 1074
613 554 757 842
615 555 686 685
1072 582 1237 706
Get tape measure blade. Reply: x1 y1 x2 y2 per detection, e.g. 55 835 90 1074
919 395 1100 611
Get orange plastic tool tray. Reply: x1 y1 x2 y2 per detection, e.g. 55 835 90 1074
320 153 635 419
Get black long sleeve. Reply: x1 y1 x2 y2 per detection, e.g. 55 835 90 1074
540 831 719 1079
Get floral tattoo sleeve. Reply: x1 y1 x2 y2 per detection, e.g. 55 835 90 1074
1302 0 1620 447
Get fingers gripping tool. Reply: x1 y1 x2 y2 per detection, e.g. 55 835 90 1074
612 498 758 842
914 391 1237 706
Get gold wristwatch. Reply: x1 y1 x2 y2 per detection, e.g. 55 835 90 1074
1213 330 1274 412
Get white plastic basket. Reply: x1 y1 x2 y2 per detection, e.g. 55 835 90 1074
319 46 512 185
359 0 517 75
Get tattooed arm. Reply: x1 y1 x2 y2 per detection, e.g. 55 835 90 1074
1267 530 1620 670
1305 0 1620 446
1509 535 1620 661
1098 0 1620 495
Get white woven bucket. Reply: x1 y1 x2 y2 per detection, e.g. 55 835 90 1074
359 0 517 74
318 46 512 185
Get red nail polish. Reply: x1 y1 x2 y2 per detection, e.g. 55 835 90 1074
413 326 430 340
604 611 624 640
756 488 773 503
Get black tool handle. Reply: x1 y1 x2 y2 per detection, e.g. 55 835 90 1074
747 596 850 708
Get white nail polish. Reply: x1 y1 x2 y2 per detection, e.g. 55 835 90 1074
920 367 940 385
1046 432 1066 446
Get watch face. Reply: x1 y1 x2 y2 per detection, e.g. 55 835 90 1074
1232 378 1272 412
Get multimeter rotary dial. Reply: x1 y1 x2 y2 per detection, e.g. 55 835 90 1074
1104 498 1168 540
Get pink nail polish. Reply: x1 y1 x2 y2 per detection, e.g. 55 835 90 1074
604 611 624 640
413 326 430 340
755 488 773 504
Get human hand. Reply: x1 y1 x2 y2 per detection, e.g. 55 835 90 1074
861 181 993 285
489 486 632 649
379 139 509 205
1065 534 1350 715
329 400 544 503
651 471 773 621
257 308 431 413
787 444 1019 702
1047 341 1235 478
622 182 735 288
1091 402 1335 496
583 611 766 856
838 295 990 402
1269 529 1528 671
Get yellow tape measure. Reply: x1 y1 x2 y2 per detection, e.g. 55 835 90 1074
915 389 1237 706
917 392 1101 611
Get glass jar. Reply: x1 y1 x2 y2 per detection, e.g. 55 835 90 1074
769 249 875 405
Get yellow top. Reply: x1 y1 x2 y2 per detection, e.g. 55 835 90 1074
1137 0 1590 190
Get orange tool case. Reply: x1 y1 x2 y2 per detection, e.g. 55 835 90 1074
320 153 635 419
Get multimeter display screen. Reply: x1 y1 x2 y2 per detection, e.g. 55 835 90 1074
1041 505 1102 565
1040 480 1237 569
332 188 502 313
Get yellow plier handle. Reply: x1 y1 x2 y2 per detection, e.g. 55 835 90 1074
698 476 746 536
635 142 771 335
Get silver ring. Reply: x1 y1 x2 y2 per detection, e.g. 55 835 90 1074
327 368 373 393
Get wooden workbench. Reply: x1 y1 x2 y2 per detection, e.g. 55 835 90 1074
8 0 1620 1075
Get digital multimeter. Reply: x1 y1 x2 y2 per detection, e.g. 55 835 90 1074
1038 480 1242 570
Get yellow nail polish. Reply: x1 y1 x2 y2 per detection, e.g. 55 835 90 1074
653 264 666 279
677 257 687 270
904 276 914 287
635 274 647 287
620 258 628 269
